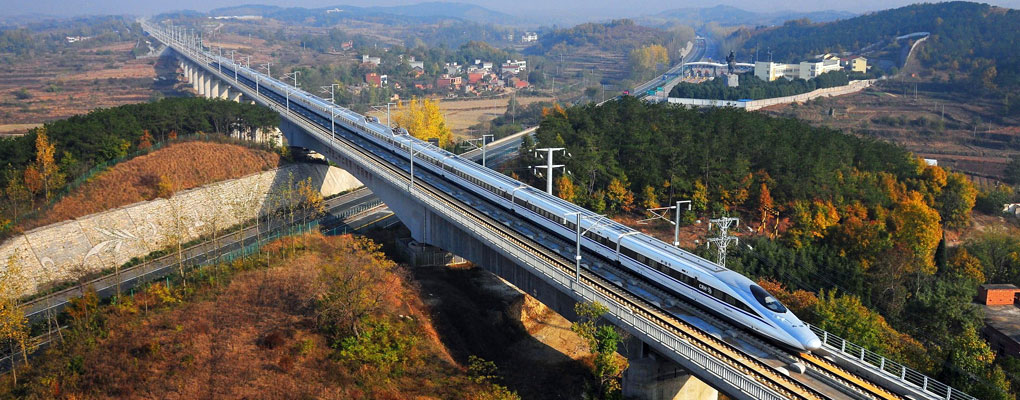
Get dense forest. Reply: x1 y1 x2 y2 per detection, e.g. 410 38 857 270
0 98 278 234
522 97 1017 398
668 70 854 100
728 2 1020 91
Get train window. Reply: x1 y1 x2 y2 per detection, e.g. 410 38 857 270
750 285 788 313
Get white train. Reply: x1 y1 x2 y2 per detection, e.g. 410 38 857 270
219 59 821 352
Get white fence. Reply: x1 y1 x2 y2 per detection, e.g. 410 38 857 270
665 80 875 111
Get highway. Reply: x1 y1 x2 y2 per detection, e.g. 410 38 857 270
632 36 709 98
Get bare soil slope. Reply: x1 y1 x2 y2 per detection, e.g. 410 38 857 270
30 141 280 229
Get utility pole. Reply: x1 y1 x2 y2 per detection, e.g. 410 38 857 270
229 50 236 81
467 134 494 167
566 212 609 283
707 217 739 267
533 147 566 195
639 200 692 248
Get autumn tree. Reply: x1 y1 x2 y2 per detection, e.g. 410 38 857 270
22 165 41 208
948 247 986 284
640 185 659 210
394 97 452 148
138 129 154 151
31 127 65 201
317 235 398 340
605 177 635 215
691 180 708 212
757 182 775 230
629 44 669 79
0 255 29 385
3 166 30 223
890 193 942 275
556 175 576 203
935 172 977 228
297 177 326 223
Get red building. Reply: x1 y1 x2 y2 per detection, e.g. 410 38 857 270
365 73 382 87
979 284 1020 306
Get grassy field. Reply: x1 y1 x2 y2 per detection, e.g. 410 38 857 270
368 96 554 140
0 41 178 126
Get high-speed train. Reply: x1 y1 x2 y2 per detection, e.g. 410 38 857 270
207 54 821 352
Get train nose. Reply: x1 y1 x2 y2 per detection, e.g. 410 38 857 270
804 336 822 351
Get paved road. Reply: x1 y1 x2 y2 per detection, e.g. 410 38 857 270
458 126 537 166
632 37 707 97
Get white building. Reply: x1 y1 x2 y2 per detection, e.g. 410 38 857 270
754 59 842 82
361 54 381 66
521 32 538 43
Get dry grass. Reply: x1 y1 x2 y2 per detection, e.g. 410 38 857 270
1 233 504 399
29 141 280 229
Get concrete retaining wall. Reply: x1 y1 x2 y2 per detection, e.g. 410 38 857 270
0 163 362 296
665 79 875 111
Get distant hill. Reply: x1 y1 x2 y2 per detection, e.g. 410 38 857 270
729 2 1020 91
527 19 693 55
209 2 526 26
651 5 855 27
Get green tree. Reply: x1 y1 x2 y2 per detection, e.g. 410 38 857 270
936 172 977 228
571 301 627 400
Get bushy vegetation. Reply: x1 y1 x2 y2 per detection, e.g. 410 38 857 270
523 97 1014 398
668 70 851 100
0 233 519 399
729 2 1020 91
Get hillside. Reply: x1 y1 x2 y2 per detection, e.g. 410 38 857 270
0 233 520 398
728 2 1020 91
647 5 855 28
524 97 1015 398
211 2 527 27
26 141 280 229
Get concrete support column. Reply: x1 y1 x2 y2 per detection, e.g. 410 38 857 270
622 340 718 400
231 90 243 103
211 80 220 100
204 74 212 98
219 86 230 100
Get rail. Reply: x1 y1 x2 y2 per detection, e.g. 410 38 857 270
811 325 976 400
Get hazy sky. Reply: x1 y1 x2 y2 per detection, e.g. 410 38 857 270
3 0 1019 19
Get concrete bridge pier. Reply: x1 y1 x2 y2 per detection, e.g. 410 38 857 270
622 339 719 400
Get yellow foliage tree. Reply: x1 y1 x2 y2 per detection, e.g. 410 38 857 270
393 97 452 148
948 247 986 284
641 185 659 210
0 255 29 384
33 127 64 201
555 175 576 203
890 193 942 275
629 44 669 76
691 179 709 212
605 178 635 215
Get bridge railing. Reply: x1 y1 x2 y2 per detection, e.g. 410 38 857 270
810 325 975 400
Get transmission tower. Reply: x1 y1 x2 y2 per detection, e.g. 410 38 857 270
707 217 739 267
